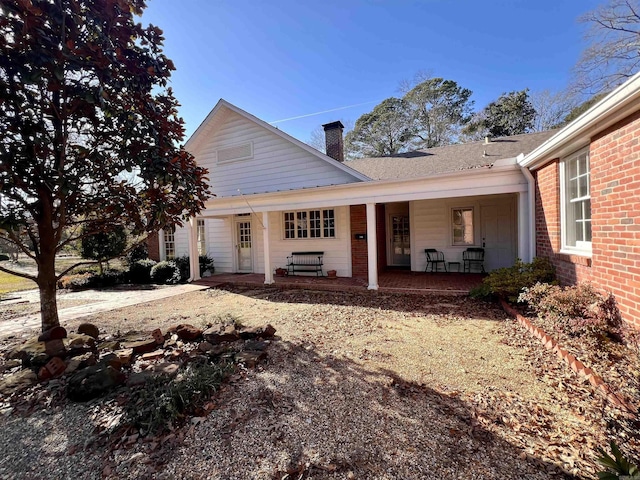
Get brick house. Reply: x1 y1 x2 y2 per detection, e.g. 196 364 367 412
519 71 640 330
151 72 640 329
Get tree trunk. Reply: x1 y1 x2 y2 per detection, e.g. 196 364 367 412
37 249 60 332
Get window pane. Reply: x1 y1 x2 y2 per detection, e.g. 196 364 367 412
452 208 473 245
197 219 206 255
585 220 592 242
284 212 295 238
297 211 308 238
563 149 591 250
310 210 321 238
323 209 335 237
578 173 588 198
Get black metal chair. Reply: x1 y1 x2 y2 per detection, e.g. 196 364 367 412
463 247 485 273
425 249 447 273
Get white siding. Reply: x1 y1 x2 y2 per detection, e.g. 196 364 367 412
206 218 233 273
193 111 360 197
410 194 517 272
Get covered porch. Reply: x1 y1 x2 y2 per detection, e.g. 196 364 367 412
194 270 485 295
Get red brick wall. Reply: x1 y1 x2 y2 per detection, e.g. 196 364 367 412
534 110 640 329
589 110 640 330
350 205 368 278
147 232 160 261
376 204 387 271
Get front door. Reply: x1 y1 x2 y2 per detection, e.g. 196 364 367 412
236 220 253 273
390 214 411 266
480 202 516 271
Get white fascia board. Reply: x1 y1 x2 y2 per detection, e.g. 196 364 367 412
519 71 640 170
184 99 371 182
199 165 527 217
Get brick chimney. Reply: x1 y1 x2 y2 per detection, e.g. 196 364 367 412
322 121 344 162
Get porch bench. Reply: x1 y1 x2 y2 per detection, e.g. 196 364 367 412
287 251 324 276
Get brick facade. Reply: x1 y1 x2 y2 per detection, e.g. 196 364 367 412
146 232 160 261
349 204 388 278
350 205 368 278
534 111 640 330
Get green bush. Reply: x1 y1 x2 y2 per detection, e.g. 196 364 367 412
470 257 555 302
173 254 215 281
128 259 157 284
125 243 149 266
150 260 180 284
174 256 190 283
519 282 623 339
199 254 215 275
80 225 127 272
57 269 127 290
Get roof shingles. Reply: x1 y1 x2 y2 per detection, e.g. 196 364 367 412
347 130 558 180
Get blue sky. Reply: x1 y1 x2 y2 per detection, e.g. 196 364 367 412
140 0 603 144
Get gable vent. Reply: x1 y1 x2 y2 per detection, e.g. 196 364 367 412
217 142 253 164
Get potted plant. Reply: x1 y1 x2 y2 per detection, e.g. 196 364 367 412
275 267 287 277
327 269 337 278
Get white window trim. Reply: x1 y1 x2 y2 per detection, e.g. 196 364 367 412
450 206 476 246
216 141 254 165
283 209 337 240
560 147 592 256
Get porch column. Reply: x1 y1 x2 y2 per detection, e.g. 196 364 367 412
188 217 201 282
366 202 378 290
517 192 531 262
263 211 274 284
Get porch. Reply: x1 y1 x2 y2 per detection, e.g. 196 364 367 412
193 270 485 295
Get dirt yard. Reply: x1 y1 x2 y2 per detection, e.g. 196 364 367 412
0 285 636 479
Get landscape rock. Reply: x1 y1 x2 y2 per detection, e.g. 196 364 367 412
126 371 154 387
152 328 165 345
98 341 121 351
122 338 157 355
67 364 125 402
66 334 96 350
151 362 180 377
77 323 100 339
198 341 214 353
99 353 122 370
45 339 66 357
37 326 67 342
175 324 203 341
244 340 270 351
238 324 276 339
141 350 165 361
113 348 133 367
203 325 240 344
0 369 38 395
235 350 267 368
0 359 21 373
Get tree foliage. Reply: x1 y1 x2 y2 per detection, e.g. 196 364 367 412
80 224 127 272
463 90 536 139
572 0 640 95
555 92 610 128
403 77 474 148
345 98 414 157
0 0 210 331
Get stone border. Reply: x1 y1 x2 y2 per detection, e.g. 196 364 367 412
500 299 637 415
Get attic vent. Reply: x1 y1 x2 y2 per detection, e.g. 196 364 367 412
217 142 253 164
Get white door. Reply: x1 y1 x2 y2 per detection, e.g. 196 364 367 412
480 202 516 271
236 220 253 273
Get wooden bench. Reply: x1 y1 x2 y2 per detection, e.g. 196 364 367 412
287 251 324 276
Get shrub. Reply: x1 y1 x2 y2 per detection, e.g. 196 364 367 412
519 282 623 339
125 243 149 266
90 268 126 288
80 225 127 272
199 254 215 275
58 273 93 290
472 257 555 302
128 259 157 284
174 256 190 283
150 260 180 284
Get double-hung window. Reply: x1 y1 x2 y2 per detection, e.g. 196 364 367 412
284 209 335 239
561 148 591 253
163 228 176 260
197 219 206 255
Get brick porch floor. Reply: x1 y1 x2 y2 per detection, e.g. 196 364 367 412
194 270 484 295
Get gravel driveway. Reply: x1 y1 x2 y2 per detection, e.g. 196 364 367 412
0 285 620 479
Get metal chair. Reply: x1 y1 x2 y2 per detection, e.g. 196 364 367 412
425 249 447 273
463 247 485 273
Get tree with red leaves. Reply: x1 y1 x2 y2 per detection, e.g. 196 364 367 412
0 0 210 332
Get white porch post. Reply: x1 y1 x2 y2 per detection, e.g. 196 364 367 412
188 217 201 282
366 202 378 290
517 192 531 263
263 211 274 284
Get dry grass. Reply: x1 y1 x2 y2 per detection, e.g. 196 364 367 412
0 271 37 296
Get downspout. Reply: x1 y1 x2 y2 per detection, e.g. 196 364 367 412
517 153 536 261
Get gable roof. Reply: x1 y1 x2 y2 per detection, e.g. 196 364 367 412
519 71 640 169
346 130 558 180
184 99 370 182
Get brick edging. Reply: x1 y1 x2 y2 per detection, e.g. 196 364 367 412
500 299 637 414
